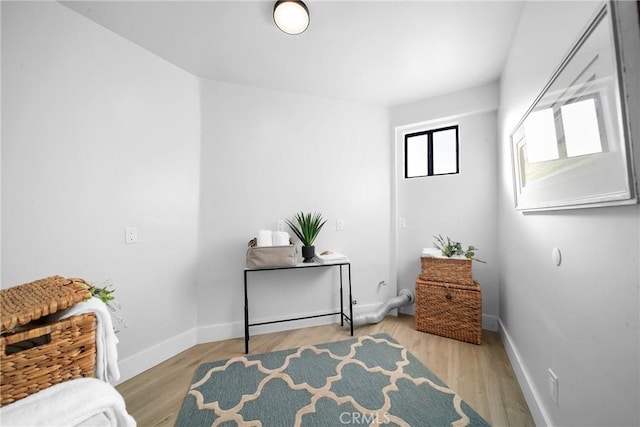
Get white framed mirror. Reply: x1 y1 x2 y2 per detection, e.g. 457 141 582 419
510 1 636 211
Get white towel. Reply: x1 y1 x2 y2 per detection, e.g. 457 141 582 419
0 378 136 427
49 297 120 383
256 230 273 247
421 247 466 259
272 231 290 246
315 251 349 264
421 247 442 258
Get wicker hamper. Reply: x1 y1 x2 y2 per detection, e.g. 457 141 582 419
0 276 97 406
414 278 482 345
420 257 473 285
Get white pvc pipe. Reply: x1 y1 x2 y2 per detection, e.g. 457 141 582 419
352 288 415 327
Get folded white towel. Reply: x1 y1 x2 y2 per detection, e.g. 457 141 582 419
421 247 466 259
421 247 442 257
256 230 273 247
49 297 120 383
315 251 349 264
272 231 290 246
0 378 136 427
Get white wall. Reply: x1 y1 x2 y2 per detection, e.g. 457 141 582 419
390 82 500 330
1 1 201 379
197 80 392 341
0 0 3 285
498 1 639 426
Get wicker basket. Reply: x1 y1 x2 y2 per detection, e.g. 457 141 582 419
414 278 482 345
0 276 97 406
420 256 472 285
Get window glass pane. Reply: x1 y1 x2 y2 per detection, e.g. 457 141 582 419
406 134 429 177
523 108 558 163
432 128 458 174
562 98 603 157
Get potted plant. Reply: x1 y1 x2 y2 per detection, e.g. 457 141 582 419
433 234 485 263
286 211 327 263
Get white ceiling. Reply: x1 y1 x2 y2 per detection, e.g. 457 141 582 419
62 0 525 107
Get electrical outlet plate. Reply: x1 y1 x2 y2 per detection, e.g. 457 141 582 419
276 219 285 231
125 227 138 244
336 219 345 231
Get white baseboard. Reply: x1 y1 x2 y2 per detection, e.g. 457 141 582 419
116 328 197 385
197 303 381 343
197 320 243 344
196 316 342 344
499 318 549 427
116 309 499 387
119 303 385 384
482 314 499 331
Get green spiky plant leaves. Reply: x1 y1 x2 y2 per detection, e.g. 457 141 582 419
88 284 116 304
433 234 486 263
75 280 128 332
286 212 327 247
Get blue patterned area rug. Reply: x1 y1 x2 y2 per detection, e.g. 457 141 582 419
176 333 490 426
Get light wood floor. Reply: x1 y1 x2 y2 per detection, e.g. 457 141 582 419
116 315 534 426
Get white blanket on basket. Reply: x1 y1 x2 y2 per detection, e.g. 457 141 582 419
421 247 467 259
49 297 120 383
0 378 136 427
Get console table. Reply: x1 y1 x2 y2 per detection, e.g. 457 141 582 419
243 261 353 353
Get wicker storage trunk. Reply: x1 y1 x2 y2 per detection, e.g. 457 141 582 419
414 278 482 345
420 257 473 285
0 276 97 406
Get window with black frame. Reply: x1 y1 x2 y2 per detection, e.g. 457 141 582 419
404 125 459 178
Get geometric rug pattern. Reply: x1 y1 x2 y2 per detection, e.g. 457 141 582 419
176 333 490 426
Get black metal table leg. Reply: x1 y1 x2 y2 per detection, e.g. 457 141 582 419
244 270 249 354
348 264 353 336
339 265 344 327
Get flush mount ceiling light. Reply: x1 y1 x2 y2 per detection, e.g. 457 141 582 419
273 0 310 35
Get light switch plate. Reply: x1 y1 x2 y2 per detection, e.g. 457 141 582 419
399 217 407 229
